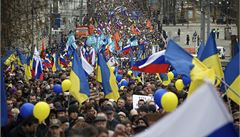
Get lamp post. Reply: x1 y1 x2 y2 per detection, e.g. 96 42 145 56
200 0 206 43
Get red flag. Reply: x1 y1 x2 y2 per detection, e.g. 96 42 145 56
113 32 121 50
41 38 45 58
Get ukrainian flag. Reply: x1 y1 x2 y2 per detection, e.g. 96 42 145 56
196 42 204 59
52 53 62 72
25 56 32 81
165 40 216 96
199 32 224 85
16 48 27 65
96 53 120 101
69 52 90 104
16 48 32 81
3 49 16 66
222 53 240 105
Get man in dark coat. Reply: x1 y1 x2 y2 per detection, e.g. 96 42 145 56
9 116 39 137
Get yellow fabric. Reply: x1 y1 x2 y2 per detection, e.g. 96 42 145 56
190 57 216 83
96 64 102 82
188 58 216 97
4 54 16 66
202 54 224 86
24 64 32 81
69 71 88 104
226 76 240 105
188 79 205 97
105 65 120 102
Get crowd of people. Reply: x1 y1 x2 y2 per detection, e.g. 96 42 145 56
1 0 239 137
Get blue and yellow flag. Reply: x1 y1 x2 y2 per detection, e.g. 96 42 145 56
222 53 240 105
69 52 90 104
16 48 27 65
96 53 120 101
52 53 62 72
165 40 216 96
3 49 16 66
16 49 32 81
197 42 204 59
25 56 32 81
199 32 224 85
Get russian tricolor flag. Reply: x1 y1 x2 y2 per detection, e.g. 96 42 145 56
132 50 169 73
31 48 43 80
43 58 52 69
122 44 131 54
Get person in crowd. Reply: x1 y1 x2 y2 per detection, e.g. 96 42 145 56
216 28 220 39
1 1 239 137
46 119 65 137
9 116 39 137
68 105 79 128
186 34 190 45
104 106 119 131
177 28 181 37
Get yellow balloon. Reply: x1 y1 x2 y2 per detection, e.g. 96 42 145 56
175 79 184 91
33 102 50 123
161 92 178 112
128 70 133 75
62 79 72 92
162 79 170 86
168 72 174 80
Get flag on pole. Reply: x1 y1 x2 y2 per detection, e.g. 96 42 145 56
69 52 90 104
31 47 43 80
221 53 240 105
132 50 169 73
41 38 45 58
96 53 120 101
80 51 94 75
165 40 215 82
52 53 62 72
199 32 224 85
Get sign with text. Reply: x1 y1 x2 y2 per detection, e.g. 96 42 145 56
133 95 154 109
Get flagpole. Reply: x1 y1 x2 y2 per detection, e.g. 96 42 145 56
142 72 145 85
222 78 232 114
215 76 240 98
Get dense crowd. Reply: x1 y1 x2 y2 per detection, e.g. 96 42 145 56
1 0 239 137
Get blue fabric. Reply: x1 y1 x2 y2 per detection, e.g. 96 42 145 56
207 123 238 137
72 52 90 96
2 48 15 63
165 40 194 78
16 48 27 64
97 53 111 95
130 51 139 77
197 42 204 59
221 53 240 92
1 62 8 127
199 32 218 61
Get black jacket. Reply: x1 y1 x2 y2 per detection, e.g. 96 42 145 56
9 126 34 137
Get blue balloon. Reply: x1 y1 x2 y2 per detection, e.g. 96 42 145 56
53 84 62 94
172 70 178 78
154 89 167 108
116 75 122 83
182 75 191 86
121 79 128 87
20 103 34 118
